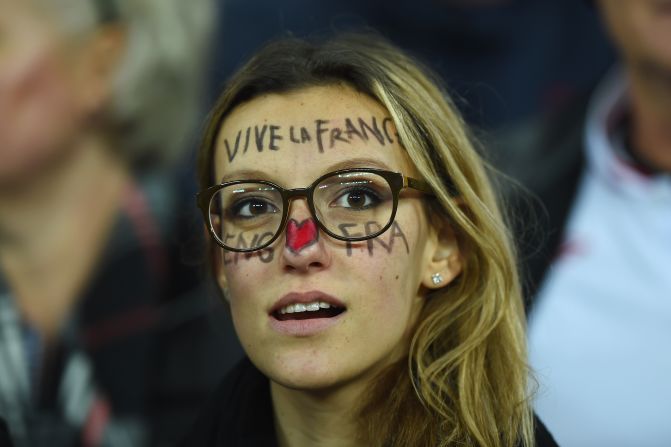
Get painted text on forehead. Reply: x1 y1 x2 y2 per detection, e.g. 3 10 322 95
219 115 400 164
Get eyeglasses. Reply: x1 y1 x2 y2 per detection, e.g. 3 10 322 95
197 168 434 252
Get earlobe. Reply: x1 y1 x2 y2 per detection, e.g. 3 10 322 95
422 223 462 290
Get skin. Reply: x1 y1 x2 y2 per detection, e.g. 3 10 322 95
212 85 462 447
598 0 671 170
0 0 128 342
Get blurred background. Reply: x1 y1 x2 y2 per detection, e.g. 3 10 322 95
207 0 614 131
0 0 238 445
10 0 668 446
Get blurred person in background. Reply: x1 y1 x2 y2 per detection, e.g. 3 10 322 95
500 0 671 445
0 0 238 445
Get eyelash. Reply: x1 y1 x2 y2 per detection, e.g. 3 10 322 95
229 197 279 218
331 187 382 209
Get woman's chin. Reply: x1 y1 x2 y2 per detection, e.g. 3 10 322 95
254 353 359 394
265 362 345 392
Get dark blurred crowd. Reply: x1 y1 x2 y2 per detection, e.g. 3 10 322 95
2 0 669 446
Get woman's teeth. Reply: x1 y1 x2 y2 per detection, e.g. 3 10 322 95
280 301 332 314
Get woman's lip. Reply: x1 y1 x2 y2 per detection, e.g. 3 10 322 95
269 291 347 314
269 311 346 337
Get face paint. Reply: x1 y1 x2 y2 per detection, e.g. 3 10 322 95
286 218 318 253
223 231 275 264
338 221 410 257
221 115 400 164
366 221 409 256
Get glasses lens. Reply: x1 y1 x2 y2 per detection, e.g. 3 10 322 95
209 183 283 250
314 171 395 239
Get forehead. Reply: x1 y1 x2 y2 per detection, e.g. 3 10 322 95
213 84 417 186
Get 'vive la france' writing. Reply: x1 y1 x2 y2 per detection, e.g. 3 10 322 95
221 116 399 163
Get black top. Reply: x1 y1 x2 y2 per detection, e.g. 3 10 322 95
181 358 559 447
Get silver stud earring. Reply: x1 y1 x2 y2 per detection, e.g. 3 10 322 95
431 273 443 285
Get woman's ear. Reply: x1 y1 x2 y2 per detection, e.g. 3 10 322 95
422 218 462 290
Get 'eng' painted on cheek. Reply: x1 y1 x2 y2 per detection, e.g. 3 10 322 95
223 231 275 264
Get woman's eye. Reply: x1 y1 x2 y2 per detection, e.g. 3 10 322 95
231 198 279 218
332 188 380 209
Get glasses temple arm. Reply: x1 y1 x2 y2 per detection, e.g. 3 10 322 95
405 176 434 194
405 176 459 197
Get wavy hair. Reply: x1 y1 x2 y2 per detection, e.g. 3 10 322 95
198 33 534 447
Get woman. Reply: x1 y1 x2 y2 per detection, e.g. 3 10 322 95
0 0 224 445
186 34 557 446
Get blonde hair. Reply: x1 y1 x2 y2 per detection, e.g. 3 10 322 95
198 33 534 447
35 0 216 167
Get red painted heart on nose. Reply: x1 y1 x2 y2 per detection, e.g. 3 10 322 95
286 218 318 253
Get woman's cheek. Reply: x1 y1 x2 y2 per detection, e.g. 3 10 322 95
339 220 413 260
225 260 263 297
345 221 417 299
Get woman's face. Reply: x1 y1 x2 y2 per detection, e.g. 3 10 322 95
212 85 452 391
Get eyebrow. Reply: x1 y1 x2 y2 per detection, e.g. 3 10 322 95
219 170 270 183
324 157 393 172
219 157 397 184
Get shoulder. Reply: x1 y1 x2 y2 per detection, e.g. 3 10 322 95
178 357 277 447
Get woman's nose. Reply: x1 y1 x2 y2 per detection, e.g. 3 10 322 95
280 200 331 272
286 217 319 253
283 199 318 254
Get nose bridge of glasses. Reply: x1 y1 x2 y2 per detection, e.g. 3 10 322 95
285 187 311 201
283 187 316 220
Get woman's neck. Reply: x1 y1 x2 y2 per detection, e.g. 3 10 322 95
0 135 130 341
270 380 369 447
627 64 671 172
